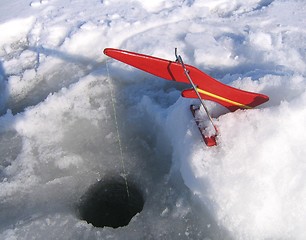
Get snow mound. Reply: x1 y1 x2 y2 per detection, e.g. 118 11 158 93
0 0 306 239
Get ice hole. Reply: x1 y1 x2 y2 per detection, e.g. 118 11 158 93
77 176 144 228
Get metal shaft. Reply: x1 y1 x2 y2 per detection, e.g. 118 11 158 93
175 48 218 134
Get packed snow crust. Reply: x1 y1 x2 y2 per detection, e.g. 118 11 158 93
0 0 306 239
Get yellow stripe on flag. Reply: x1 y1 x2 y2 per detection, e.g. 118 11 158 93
196 88 252 109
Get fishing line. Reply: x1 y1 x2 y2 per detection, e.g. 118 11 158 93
105 59 130 198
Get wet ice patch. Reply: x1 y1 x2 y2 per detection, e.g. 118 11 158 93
3 50 37 76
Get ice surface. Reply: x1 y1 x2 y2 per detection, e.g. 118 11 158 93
0 0 306 239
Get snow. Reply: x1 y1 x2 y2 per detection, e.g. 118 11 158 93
0 0 306 239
